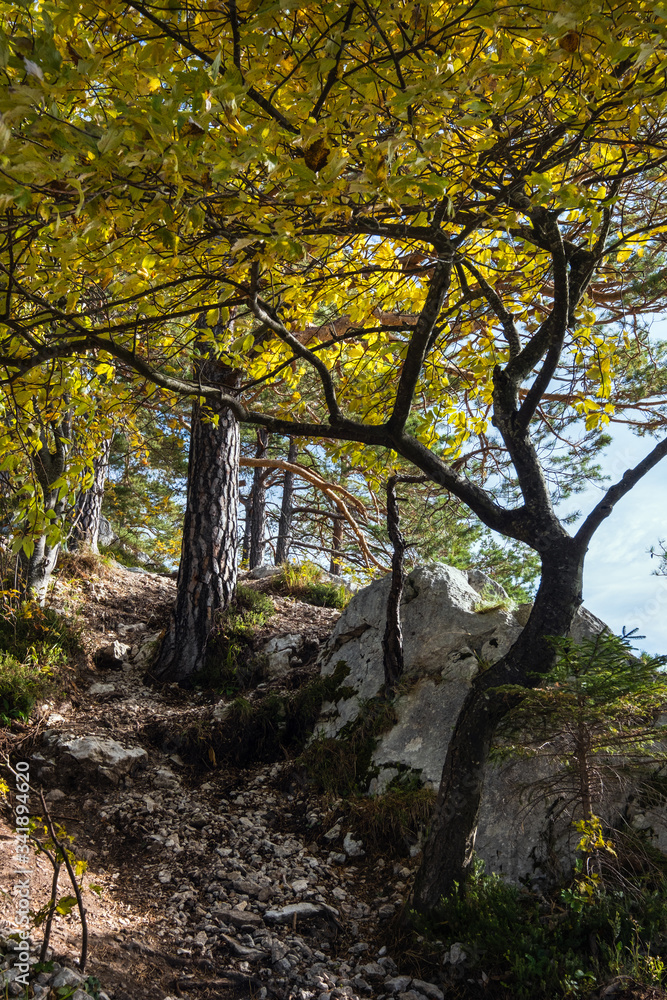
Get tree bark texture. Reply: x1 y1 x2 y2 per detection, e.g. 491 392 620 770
328 515 344 575
22 417 71 604
155 360 240 683
70 438 112 554
275 437 298 565
248 428 269 569
412 539 586 911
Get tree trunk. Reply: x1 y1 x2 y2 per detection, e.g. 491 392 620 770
241 490 252 565
70 438 112 554
248 428 268 570
275 437 297 565
412 538 585 911
329 516 344 575
22 418 71 604
154 360 240 683
382 474 425 692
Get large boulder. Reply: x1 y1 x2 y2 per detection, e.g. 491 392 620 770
43 731 147 785
315 563 617 881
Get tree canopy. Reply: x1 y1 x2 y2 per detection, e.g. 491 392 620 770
3 0 667 497
4 0 667 908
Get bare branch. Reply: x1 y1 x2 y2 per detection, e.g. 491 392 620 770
576 436 667 549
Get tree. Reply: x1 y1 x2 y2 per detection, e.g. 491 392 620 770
275 437 298 564
154 352 240 682
493 630 667 830
4 0 667 907
248 428 269 569
69 437 112 555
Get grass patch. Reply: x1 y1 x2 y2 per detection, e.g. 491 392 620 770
56 551 111 581
198 584 276 694
270 561 350 610
221 661 352 766
473 584 516 615
299 696 398 795
345 785 436 856
179 661 353 768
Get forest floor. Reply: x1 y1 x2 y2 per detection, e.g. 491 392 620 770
1 557 665 1000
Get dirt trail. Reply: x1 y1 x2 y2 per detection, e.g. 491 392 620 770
1 562 423 1000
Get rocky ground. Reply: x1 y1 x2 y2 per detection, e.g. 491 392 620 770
0 560 447 1000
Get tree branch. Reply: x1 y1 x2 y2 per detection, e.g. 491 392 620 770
576 436 667 549
460 259 520 359
388 257 452 433
249 294 344 424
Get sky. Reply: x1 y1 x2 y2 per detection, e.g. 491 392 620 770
565 424 667 655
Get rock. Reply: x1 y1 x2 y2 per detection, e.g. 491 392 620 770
51 969 84 988
411 981 444 1000
44 788 65 802
343 833 365 858
71 991 90 1000
47 734 147 783
443 942 466 965
153 767 180 790
89 682 116 696
132 631 162 667
384 978 412 994
97 515 117 547
316 562 609 880
264 902 340 925
233 878 264 897
357 963 385 981
227 908 264 929
250 565 282 579
94 640 130 670
260 634 304 678
323 823 341 842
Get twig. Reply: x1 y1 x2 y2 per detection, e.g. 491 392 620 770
38 790 88 972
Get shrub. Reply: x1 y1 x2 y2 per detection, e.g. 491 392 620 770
0 591 81 661
413 850 667 999
192 661 353 768
345 785 436 856
0 647 63 725
299 696 398 795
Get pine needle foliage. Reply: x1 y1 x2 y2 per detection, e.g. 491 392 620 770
494 631 667 822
